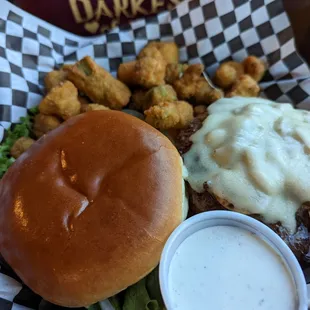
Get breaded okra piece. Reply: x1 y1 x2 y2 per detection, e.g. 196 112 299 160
67 56 131 110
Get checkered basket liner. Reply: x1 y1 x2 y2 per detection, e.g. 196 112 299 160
0 0 310 309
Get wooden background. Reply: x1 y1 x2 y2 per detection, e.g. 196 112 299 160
283 0 310 64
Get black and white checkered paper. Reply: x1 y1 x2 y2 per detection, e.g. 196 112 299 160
1 0 310 309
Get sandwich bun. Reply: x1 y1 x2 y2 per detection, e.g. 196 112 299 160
0 110 184 307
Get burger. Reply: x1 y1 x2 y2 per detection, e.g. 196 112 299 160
177 97 310 260
0 110 186 307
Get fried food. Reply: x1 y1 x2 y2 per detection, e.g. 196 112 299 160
61 64 73 71
131 85 178 111
44 70 68 92
33 114 61 138
67 56 131 109
165 63 189 84
226 74 260 98
173 64 204 99
145 85 177 109
243 56 266 82
145 102 179 130
117 61 136 86
138 47 164 62
81 103 110 113
134 57 166 88
194 80 223 105
176 101 195 128
118 54 166 89
44 65 73 92
139 42 179 64
39 81 81 120
214 61 244 89
173 64 222 105
144 101 193 130
10 137 35 159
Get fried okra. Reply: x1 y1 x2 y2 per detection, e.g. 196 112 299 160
44 70 68 92
173 64 205 100
214 61 244 89
10 137 35 159
81 104 110 113
138 42 179 64
39 81 81 120
44 65 73 92
165 63 189 85
135 56 166 88
131 85 178 111
194 79 224 105
67 56 131 109
33 114 61 138
226 74 260 98
172 64 222 105
117 61 136 86
243 56 266 82
144 101 193 130
118 57 166 89
145 85 177 109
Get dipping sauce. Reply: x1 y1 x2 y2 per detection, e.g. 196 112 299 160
168 225 297 310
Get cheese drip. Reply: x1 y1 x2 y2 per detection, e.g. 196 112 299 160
184 97 310 233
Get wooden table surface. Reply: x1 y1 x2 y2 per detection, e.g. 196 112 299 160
283 0 310 64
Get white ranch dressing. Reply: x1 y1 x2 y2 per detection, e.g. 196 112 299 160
168 225 297 310
183 97 310 233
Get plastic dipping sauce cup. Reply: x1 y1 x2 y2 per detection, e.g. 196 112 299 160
159 211 308 310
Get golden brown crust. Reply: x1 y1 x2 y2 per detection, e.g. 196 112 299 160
33 114 62 138
173 64 204 99
214 61 244 89
10 137 35 159
0 111 183 307
80 103 110 113
117 61 137 86
242 56 266 82
226 74 260 98
44 70 68 92
165 63 189 85
145 85 177 110
144 101 193 130
67 56 131 109
134 57 166 88
39 81 81 120
138 42 179 64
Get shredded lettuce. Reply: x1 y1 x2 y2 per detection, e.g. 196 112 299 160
109 295 122 310
146 267 164 308
123 277 159 310
88 268 164 310
88 303 103 310
0 106 38 178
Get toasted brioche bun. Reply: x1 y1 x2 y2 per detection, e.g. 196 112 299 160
0 111 184 307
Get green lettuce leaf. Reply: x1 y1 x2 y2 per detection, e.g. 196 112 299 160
0 106 38 178
146 267 164 308
123 277 160 310
88 303 102 310
109 295 122 310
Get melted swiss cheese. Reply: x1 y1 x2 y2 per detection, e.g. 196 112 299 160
184 97 310 233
